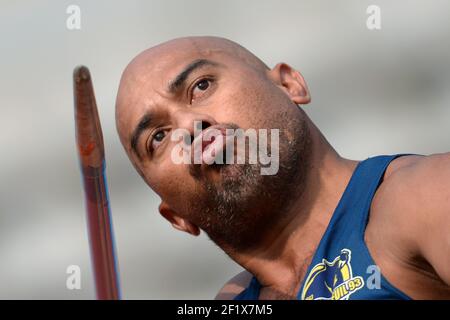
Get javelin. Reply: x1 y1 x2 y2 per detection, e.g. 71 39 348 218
73 66 121 300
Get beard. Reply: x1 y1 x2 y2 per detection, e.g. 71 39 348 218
186 109 312 252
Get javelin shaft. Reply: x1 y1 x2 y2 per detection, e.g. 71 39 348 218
73 65 121 300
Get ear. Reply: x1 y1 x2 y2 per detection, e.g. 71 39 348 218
158 202 201 236
268 63 311 105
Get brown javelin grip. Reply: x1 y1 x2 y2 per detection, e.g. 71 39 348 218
73 66 121 300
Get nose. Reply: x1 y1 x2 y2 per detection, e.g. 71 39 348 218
171 109 217 144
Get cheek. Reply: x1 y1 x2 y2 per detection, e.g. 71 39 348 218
215 78 286 129
146 158 199 214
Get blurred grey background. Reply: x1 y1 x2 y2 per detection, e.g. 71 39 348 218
0 0 449 299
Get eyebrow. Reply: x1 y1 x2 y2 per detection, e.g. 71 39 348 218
168 58 219 94
130 112 154 160
130 59 220 160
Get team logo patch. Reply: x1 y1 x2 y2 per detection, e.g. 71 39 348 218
301 249 364 300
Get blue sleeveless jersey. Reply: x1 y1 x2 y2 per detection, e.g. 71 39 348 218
234 155 411 300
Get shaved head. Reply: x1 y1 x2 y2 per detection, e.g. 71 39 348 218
115 36 312 252
116 36 268 147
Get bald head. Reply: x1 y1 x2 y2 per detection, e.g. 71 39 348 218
116 36 269 146
121 36 268 90
114 36 312 250
128 36 268 70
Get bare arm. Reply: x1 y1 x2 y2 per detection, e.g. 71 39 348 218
408 153 450 285
381 153 450 286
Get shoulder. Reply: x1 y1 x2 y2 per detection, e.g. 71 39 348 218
369 153 450 276
375 153 450 216
383 152 450 185
215 270 253 300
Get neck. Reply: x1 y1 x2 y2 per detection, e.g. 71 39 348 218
222 123 358 297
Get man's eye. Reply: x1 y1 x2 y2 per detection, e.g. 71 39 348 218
150 130 167 151
191 78 212 102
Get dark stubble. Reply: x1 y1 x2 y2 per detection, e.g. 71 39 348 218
188 112 311 252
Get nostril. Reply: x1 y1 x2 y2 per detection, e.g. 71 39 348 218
188 121 212 145
201 121 211 131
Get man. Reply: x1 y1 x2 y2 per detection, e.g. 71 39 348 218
115 36 450 300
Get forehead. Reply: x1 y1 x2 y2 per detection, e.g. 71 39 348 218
116 43 237 144
123 39 235 92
